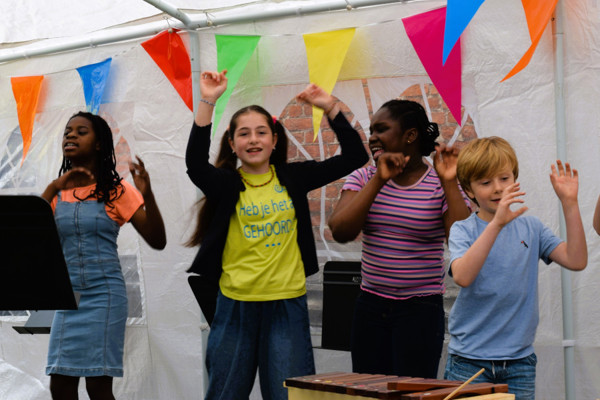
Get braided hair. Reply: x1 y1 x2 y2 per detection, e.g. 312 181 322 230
379 100 439 156
187 106 288 247
59 111 123 205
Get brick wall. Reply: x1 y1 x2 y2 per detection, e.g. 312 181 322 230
280 80 477 249
278 80 478 333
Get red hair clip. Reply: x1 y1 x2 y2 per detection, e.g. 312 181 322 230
272 115 277 124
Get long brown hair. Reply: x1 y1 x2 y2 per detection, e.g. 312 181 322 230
186 105 288 247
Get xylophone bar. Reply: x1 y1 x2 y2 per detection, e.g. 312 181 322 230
399 382 509 400
285 372 512 400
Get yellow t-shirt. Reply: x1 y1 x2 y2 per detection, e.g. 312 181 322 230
220 165 306 301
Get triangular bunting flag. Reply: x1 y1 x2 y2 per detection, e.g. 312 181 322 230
403 7 462 125
502 0 559 81
76 58 112 114
11 75 44 164
303 28 356 140
442 0 485 64
142 29 193 111
214 35 261 136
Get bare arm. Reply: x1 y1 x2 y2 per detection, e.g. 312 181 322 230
328 178 385 243
328 152 409 242
41 167 95 203
296 83 340 119
451 183 527 287
593 194 600 235
547 161 587 271
194 70 228 127
128 156 166 250
433 143 471 239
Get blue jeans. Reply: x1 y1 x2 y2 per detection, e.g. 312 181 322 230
205 292 315 400
351 290 444 378
444 353 537 400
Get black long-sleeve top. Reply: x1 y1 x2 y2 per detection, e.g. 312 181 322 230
185 111 368 284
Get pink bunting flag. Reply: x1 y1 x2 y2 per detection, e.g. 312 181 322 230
142 29 193 111
403 7 462 125
11 75 44 164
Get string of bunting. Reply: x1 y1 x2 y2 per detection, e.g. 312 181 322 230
8 0 557 163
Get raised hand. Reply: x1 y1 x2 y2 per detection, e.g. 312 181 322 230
296 83 336 113
55 167 95 190
42 167 95 202
195 70 227 126
432 142 459 182
375 152 410 182
492 182 528 228
200 70 228 102
550 160 578 204
129 155 153 197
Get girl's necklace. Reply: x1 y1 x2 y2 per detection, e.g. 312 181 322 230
238 166 275 188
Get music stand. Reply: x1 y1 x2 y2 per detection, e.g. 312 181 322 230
0 195 78 334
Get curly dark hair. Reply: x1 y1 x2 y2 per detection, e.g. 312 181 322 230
59 111 123 205
379 100 439 156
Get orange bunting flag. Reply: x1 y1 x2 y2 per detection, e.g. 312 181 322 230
142 29 193 111
502 0 559 81
11 75 44 164
303 28 356 140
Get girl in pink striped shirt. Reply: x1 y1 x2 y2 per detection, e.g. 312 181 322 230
328 100 471 378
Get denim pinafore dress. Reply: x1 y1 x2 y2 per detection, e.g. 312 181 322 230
46 192 128 377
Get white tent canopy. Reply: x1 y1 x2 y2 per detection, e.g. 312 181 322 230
1 1 599 399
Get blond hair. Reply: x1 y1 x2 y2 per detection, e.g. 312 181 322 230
457 136 519 195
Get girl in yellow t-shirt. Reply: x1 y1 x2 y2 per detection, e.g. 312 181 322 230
185 70 368 400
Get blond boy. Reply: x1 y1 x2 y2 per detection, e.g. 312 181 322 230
445 137 587 400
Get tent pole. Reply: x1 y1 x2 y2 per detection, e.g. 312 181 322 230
0 0 425 64
187 33 211 397
139 0 210 393
552 2 576 399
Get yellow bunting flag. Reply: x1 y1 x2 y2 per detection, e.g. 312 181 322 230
303 28 355 140
11 75 44 164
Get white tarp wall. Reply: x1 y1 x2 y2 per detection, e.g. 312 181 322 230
0 0 599 398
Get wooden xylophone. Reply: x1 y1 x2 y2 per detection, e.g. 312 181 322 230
285 372 514 400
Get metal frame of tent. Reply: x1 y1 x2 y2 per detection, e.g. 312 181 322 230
0 1 578 398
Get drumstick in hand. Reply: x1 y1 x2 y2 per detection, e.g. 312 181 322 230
442 368 485 400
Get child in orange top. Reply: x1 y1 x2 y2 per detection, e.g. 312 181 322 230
42 112 166 400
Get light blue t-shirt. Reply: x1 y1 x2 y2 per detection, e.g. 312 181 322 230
447 213 562 360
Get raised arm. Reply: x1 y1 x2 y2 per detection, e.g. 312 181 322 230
292 83 369 192
433 143 471 239
296 83 340 120
328 152 409 243
547 160 587 271
129 156 166 250
451 183 527 287
186 70 232 193
194 70 228 127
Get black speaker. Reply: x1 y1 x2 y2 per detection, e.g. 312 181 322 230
321 261 362 351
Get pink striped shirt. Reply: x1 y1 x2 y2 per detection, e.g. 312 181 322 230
343 164 468 300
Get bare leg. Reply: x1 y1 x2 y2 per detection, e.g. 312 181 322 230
49 374 80 400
